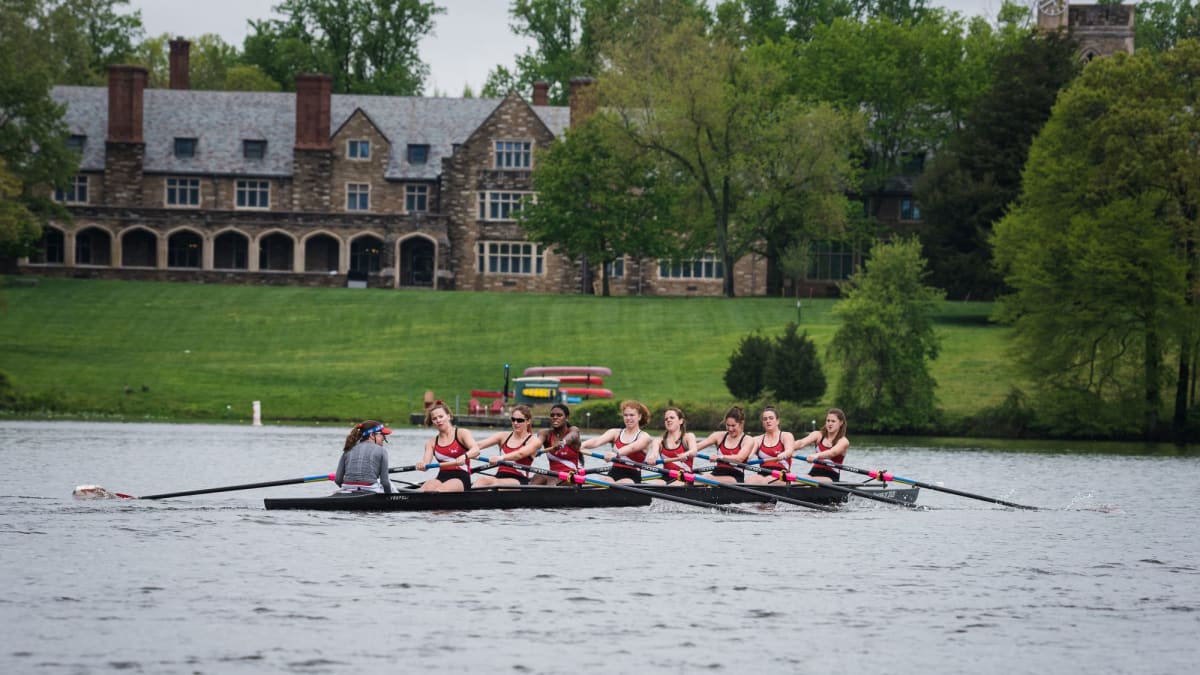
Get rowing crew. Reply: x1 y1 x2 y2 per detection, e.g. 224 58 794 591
333 401 850 494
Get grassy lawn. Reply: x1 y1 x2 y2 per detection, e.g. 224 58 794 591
0 277 1016 425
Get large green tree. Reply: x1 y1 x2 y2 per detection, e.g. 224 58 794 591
595 0 861 297
827 237 943 431
135 34 280 92
915 27 1079 300
0 0 81 255
518 114 682 295
1136 0 1200 53
992 41 1200 440
244 0 443 94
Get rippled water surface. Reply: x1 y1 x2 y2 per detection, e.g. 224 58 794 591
2 421 1198 674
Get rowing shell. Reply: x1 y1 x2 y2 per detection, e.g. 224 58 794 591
262 483 918 511
522 366 612 377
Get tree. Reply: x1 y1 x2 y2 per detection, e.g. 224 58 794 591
0 1 80 255
244 0 443 94
134 34 281 91
828 238 943 431
41 0 145 85
482 0 613 103
725 331 773 400
915 28 1079 300
992 42 1200 440
796 12 987 222
1136 0 1200 54
764 323 826 405
595 0 861 297
519 115 681 295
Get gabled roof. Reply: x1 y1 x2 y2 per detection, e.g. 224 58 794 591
50 86 571 180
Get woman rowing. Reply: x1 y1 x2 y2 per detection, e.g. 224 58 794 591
646 406 696 486
334 420 393 494
580 399 653 483
530 403 584 486
474 404 541 487
744 406 795 485
794 408 849 483
419 402 480 492
693 405 753 483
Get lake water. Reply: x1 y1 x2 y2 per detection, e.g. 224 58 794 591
1 420 1197 674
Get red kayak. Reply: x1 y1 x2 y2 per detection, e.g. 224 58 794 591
523 366 612 377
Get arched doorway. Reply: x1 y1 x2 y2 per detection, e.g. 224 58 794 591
304 233 340 273
350 235 384 274
213 231 249 269
167 230 202 268
121 228 157 267
75 227 112 266
259 232 294 271
399 236 434 287
31 227 65 264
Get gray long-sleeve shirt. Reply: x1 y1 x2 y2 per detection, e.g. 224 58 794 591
335 440 392 493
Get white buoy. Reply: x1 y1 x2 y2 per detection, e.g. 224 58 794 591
252 400 262 426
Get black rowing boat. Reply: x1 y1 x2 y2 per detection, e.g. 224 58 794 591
262 482 918 511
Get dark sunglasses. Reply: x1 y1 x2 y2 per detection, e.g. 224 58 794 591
511 417 527 423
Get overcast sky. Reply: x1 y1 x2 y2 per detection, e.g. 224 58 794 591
126 0 1009 96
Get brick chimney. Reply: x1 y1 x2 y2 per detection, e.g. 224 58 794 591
169 38 191 90
532 81 550 106
294 74 332 150
569 77 597 128
107 65 147 143
105 64 147 206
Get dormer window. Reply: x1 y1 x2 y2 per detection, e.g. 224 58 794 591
347 140 370 159
174 137 197 158
407 144 430 165
66 135 87 152
243 139 267 159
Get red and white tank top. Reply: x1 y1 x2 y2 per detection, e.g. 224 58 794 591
433 428 470 468
614 429 646 466
545 428 582 473
659 434 692 471
756 433 790 471
816 436 846 473
496 433 533 478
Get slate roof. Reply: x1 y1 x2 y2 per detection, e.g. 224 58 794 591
50 86 570 180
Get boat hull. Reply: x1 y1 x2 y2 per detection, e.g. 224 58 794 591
262 483 917 511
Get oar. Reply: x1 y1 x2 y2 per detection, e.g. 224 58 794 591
809 458 1038 510
583 451 835 512
83 463 428 500
489 458 752 514
702 454 921 509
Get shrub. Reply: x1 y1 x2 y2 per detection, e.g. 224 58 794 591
764 323 826 405
724 332 772 400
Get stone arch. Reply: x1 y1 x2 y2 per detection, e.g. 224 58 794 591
120 226 158 268
30 224 66 264
75 226 113 266
212 228 250 270
397 232 437 288
349 232 385 274
257 229 296 271
166 227 203 269
301 229 342 273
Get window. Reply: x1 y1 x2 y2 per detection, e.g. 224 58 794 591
605 258 625 279
478 191 530 221
168 231 202 268
494 140 532 169
809 240 857 281
659 256 724 280
346 183 370 211
66 135 87 152
235 180 270 209
477 241 544 275
243 140 267 159
174 137 197 158
166 177 200 207
54 175 88 204
407 144 430 164
347 140 370 159
405 184 428 213
900 198 922 221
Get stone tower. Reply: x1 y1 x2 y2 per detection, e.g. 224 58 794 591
1037 2 1135 60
